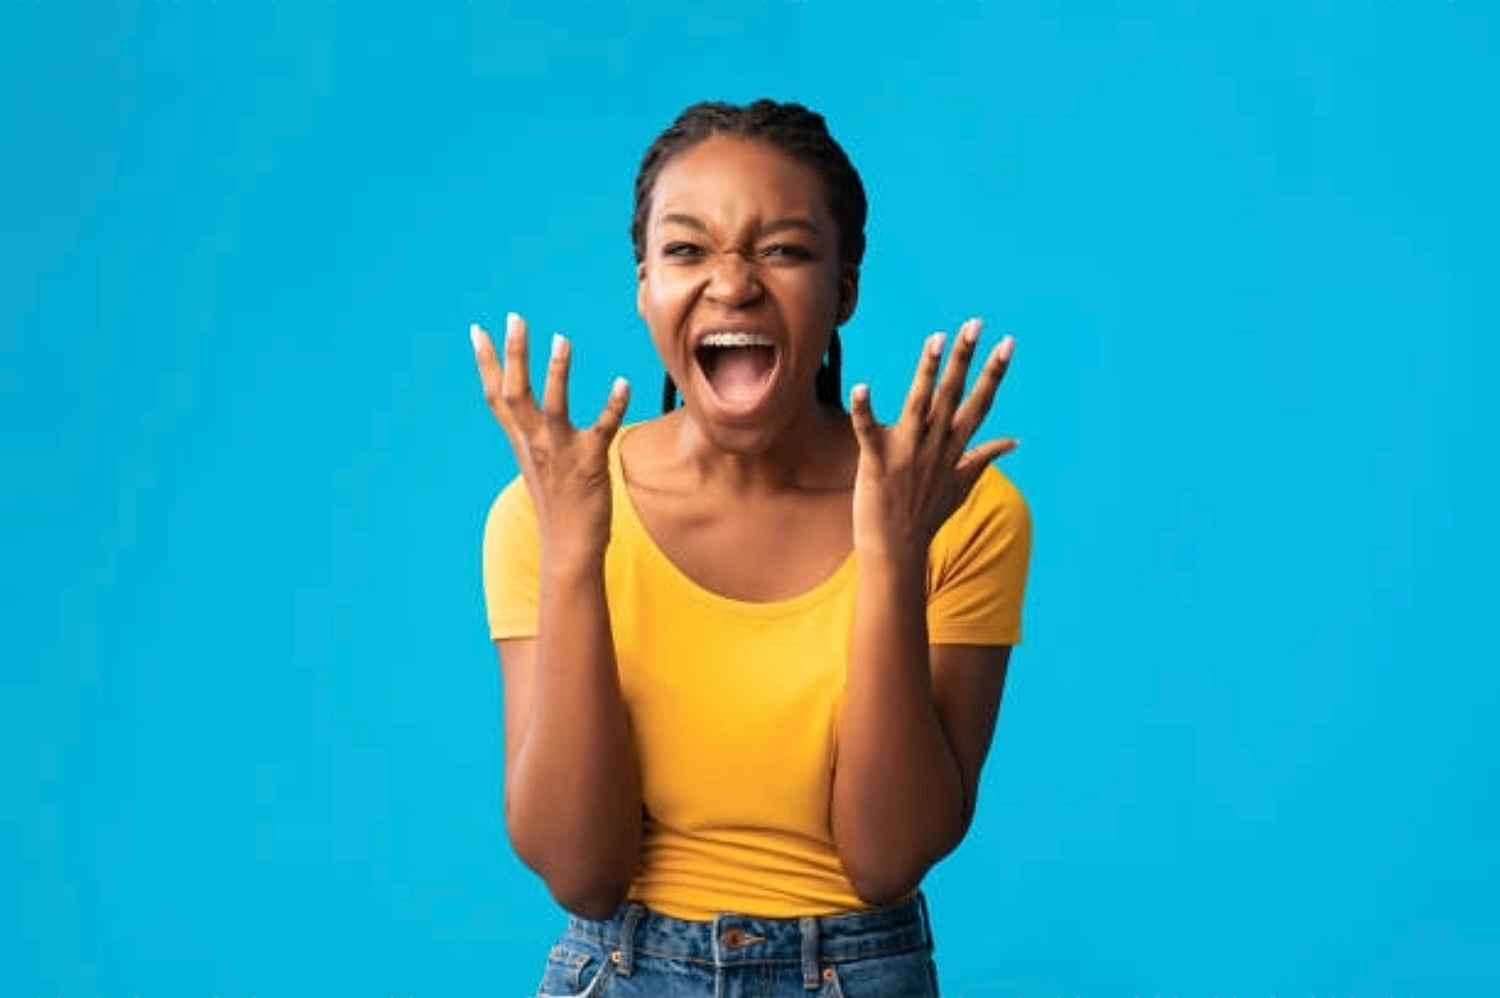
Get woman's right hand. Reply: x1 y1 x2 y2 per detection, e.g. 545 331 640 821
471 312 630 566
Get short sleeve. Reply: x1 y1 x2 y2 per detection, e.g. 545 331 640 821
925 465 1032 646
481 476 541 640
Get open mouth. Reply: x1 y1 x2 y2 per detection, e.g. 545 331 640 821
695 332 778 409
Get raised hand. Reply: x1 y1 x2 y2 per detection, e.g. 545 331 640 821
471 312 630 564
848 318 1016 564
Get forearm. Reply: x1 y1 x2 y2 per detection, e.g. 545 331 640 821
832 552 968 904
507 555 641 915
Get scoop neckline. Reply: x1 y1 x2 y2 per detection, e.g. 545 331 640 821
610 424 857 617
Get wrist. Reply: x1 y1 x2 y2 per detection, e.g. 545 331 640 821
540 542 608 584
853 544 928 592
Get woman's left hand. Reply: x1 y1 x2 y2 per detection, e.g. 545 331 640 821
848 318 1017 565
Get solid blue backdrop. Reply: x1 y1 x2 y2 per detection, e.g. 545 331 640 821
3 1 1495 995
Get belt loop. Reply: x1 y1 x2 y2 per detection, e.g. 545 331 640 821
915 891 934 949
615 902 646 976
799 915 819 990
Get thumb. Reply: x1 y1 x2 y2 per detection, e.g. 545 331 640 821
849 383 886 470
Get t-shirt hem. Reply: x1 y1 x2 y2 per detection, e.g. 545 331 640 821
488 615 539 641
627 890 877 922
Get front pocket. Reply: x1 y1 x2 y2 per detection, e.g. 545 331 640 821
534 943 617 998
822 952 940 998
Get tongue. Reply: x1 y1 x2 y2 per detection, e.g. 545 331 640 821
708 348 774 404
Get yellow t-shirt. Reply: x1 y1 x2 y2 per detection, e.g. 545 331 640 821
482 432 1031 921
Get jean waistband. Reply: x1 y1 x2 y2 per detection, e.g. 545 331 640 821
564 893 933 987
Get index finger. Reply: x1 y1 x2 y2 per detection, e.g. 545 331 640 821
900 332 947 424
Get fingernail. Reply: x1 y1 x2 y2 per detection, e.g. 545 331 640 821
964 319 982 343
928 333 946 357
851 383 870 405
469 323 482 350
998 335 1015 361
551 333 567 359
611 376 630 398
506 312 521 341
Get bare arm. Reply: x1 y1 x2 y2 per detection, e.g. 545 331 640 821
834 563 1011 901
834 319 1017 902
494 566 640 918
474 314 640 918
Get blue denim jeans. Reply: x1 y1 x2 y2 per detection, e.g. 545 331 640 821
530 893 941 997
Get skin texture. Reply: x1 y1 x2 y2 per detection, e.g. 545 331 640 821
471 315 637 918
471 134 1019 916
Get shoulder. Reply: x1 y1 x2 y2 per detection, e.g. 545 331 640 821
926 464 1032 643
485 475 534 533
483 476 540 579
481 476 543 638
936 465 1030 551
927 465 1031 592
971 463 1026 511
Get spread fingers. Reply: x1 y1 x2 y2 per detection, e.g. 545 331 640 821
949 335 1014 447
928 318 982 428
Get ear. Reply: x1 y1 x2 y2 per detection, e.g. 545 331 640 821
836 264 860 326
636 260 648 319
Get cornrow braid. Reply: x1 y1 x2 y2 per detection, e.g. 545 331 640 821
634 100 866 414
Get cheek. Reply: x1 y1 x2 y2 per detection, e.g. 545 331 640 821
640 266 692 319
640 281 689 372
790 271 843 327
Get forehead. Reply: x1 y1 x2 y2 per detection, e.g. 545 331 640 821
650 135 833 228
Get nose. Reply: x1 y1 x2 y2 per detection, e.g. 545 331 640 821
704 250 762 307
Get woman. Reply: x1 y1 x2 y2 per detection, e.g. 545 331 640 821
473 100 1031 997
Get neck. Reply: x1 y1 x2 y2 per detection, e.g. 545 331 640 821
668 402 854 495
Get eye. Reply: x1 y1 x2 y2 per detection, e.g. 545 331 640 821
662 241 705 259
759 242 814 262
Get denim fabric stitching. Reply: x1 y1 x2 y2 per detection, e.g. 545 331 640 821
557 894 933 969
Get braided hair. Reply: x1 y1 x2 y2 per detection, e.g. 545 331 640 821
632 100 868 413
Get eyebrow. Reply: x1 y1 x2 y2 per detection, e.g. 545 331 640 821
657 213 822 239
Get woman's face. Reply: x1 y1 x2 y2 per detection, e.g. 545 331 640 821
637 135 858 449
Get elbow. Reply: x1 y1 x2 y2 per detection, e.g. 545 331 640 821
850 878 920 908
506 813 636 921
515 837 633 920
842 856 927 908
837 816 967 907
546 878 631 921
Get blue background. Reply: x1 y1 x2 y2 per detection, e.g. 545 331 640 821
4 1 1495 995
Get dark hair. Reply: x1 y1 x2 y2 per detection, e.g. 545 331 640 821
633 100 867 413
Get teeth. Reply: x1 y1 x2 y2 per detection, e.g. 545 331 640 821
700 331 774 348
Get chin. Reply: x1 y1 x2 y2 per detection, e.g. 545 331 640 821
678 394 801 454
